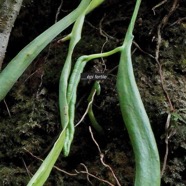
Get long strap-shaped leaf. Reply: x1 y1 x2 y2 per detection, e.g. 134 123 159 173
27 129 66 186
59 0 105 156
116 0 160 185
0 0 89 102
27 0 105 185
59 6 88 157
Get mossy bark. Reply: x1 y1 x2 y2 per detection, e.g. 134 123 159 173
0 0 23 69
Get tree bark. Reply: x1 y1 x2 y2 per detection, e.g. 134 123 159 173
0 0 23 70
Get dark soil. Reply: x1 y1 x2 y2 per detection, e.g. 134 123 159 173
0 0 186 185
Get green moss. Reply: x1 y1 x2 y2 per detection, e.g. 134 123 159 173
0 167 29 185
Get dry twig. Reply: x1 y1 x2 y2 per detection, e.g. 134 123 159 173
161 113 171 177
152 0 167 15
75 90 97 127
89 126 121 186
133 41 155 59
3 99 11 117
22 158 32 179
155 0 179 112
75 163 115 186
24 148 77 176
154 0 179 176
